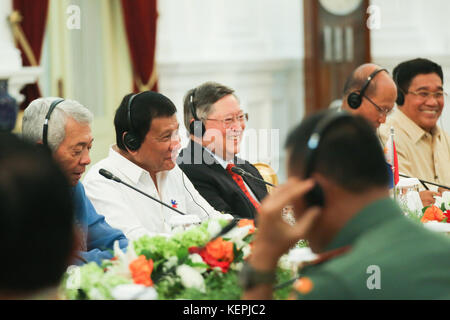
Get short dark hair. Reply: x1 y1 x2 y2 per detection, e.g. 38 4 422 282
393 58 444 93
183 82 237 132
114 91 177 150
285 110 389 193
0 133 74 293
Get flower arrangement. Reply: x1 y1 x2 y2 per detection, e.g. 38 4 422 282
420 205 449 223
62 218 295 300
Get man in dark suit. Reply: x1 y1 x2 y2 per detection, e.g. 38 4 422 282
177 82 268 219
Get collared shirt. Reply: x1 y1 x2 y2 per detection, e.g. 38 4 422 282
203 147 260 203
72 181 128 265
83 147 224 240
294 198 450 299
379 109 450 188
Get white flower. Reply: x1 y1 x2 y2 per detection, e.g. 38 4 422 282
111 284 158 300
109 240 138 278
281 247 317 271
223 225 252 249
207 220 222 238
176 264 206 293
163 256 178 271
88 288 106 300
232 262 243 271
188 253 208 273
241 244 252 259
442 191 450 210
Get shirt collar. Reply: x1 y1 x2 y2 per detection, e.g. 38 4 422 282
395 109 441 143
108 146 149 184
324 198 403 252
203 146 234 169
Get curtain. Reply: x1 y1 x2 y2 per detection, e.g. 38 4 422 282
12 0 49 109
121 0 158 92
41 0 133 165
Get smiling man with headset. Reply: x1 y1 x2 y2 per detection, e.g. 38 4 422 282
177 82 268 220
21 97 128 266
83 91 230 241
241 110 450 300
379 58 450 205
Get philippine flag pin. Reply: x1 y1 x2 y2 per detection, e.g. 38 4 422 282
171 199 178 208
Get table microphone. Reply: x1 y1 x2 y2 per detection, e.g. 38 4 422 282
231 166 275 187
99 168 241 237
99 168 187 216
399 173 450 191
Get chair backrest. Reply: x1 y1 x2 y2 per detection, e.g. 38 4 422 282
252 162 278 194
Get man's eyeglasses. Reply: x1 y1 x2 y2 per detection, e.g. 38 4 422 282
363 95 393 117
206 113 249 128
407 90 447 100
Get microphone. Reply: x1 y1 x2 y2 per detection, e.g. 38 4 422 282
209 218 241 241
99 168 187 216
399 173 450 191
231 166 275 187
99 168 241 244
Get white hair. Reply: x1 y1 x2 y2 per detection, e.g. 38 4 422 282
22 97 93 151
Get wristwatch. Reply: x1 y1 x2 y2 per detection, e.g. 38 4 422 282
238 262 277 290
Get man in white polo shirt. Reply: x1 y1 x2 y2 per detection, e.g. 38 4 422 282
83 91 229 240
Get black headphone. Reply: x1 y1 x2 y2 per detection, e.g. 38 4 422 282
393 69 405 106
188 88 205 137
347 68 387 109
303 111 354 208
42 99 64 147
123 93 142 151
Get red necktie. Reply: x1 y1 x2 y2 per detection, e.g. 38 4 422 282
226 163 260 211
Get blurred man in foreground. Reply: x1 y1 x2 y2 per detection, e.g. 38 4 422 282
0 133 74 299
241 110 450 299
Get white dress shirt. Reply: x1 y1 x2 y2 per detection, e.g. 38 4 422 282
83 147 227 240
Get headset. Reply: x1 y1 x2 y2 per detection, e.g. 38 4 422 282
123 93 143 151
42 98 65 147
303 111 354 208
188 88 205 137
347 68 387 109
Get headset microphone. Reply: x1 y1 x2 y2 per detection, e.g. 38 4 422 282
188 88 206 137
347 69 387 110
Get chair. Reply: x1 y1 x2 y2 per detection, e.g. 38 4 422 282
252 162 278 194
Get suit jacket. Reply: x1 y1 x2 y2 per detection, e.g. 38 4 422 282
177 141 268 219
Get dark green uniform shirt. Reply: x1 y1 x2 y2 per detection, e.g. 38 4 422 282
294 198 450 299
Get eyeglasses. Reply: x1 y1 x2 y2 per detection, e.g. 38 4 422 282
206 113 249 128
363 95 393 117
407 90 447 100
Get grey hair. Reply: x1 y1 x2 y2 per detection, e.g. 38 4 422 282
183 82 238 134
22 97 93 151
